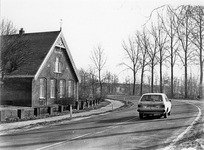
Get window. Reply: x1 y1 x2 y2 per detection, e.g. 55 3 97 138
39 78 46 99
141 95 162 102
50 79 56 98
68 80 74 97
59 80 66 98
55 57 62 73
165 95 169 102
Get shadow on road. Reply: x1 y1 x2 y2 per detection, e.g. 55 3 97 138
97 114 197 124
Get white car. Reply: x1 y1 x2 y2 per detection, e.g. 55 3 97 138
137 93 172 119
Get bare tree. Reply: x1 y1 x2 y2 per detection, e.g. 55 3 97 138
78 67 98 99
112 74 119 94
147 75 151 93
142 5 203 99
124 76 131 95
144 5 177 96
148 23 159 93
175 5 195 99
0 19 18 79
91 45 107 96
103 71 112 94
160 5 179 98
1 35 32 73
0 20 33 83
88 66 97 96
121 34 141 95
190 6 204 98
152 13 168 93
78 68 89 98
137 29 149 95
103 71 119 94
0 18 17 35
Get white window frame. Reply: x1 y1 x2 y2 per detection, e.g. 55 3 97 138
59 80 65 98
68 80 74 97
39 78 46 99
54 57 62 73
50 79 56 98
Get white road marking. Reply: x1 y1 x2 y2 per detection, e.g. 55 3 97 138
35 116 137 150
36 133 92 150
162 101 202 150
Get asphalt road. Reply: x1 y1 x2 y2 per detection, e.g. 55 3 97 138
0 97 203 150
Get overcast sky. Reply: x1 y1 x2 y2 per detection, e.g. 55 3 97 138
1 0 203 82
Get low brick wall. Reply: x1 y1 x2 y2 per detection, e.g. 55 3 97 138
0 108 34 121
0 99 101 122
0 104 62 122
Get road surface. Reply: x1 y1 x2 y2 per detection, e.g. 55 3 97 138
0 97 203 150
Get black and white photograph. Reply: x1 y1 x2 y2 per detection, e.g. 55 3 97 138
0 0 204 149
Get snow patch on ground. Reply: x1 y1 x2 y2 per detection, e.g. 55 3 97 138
162 101 204 150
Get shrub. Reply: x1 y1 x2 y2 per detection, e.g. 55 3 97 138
54 97 75 105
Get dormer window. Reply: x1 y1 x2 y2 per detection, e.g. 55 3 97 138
55 57 62 73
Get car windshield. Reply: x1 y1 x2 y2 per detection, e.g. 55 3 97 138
141 95 162 102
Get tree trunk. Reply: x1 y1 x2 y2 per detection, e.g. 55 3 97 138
199 19 203 99
171 61 174 98
160 49 163 93
83 75 86 97
184 13 189 99
160 62 163 93
170 36 174 98
133 70 136 95
99 70 102 96
151 62 154 93
184 53 188 99
140 67 144 95
199 57 203 99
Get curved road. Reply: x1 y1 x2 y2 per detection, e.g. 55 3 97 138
0 97 203 150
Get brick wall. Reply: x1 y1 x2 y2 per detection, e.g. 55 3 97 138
1 78 32 107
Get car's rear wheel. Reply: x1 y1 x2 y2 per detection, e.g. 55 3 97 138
168 111 171 116
139 113 144 119
164 112 167 118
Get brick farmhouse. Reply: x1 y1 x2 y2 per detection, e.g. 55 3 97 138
1 29 80 110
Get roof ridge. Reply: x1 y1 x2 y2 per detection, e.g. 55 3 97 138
9 30 61 36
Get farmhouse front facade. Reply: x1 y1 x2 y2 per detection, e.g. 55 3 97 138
1 29 80 108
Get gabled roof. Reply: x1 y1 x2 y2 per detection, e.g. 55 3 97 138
3 31 60 76
3 30 80 82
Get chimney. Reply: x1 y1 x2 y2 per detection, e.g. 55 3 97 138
19 28 25 34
